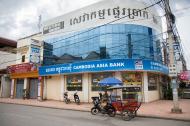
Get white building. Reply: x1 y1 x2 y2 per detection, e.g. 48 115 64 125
0 37 17 98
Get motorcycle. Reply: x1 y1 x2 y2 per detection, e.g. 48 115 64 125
63 91 80 105
91 97 116 117
64 92 70 104
74 92 80 105
23 89 30 100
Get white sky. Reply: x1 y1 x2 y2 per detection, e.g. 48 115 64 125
0 0 189 69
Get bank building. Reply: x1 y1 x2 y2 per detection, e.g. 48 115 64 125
9 0 169 102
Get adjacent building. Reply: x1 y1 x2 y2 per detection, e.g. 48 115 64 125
0 37 17 98
8 33 43 99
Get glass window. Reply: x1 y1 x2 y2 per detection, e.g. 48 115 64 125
45 24 162 65
106 25 112 33
22 55 25 62
66 74 82 91
122 72 142 85
91 72 113 91
148 74 158 90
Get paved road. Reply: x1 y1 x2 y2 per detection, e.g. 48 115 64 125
0 103 189 126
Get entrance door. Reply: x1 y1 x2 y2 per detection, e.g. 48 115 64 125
29 78 38 99
16 79 24 98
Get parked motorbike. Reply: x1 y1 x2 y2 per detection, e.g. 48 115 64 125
74 92 80 105
22 89 30 100
63 91 80 105
91 97 116 117
64 92 70 104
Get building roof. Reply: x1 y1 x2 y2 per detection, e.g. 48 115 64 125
17 32 42 40
0 37 17 48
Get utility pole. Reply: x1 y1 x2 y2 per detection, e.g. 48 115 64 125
163 0 182 113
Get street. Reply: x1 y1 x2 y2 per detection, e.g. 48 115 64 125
0 103 189 126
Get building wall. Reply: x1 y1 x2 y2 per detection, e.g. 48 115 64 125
44 71 163 103
0 51 16 70
16 33 42 64
46 75 61 100
0 75 11 98
147 90 159 102
43 0 162 40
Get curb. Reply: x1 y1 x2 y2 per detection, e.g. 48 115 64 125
0 101 90 112
137 115 190 122
0 101 190 122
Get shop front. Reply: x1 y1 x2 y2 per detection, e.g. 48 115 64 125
39 59 169 103
8 63 40 99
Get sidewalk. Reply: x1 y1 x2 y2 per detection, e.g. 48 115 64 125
0 98 190 121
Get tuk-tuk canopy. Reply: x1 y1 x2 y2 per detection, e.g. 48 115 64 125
98 77 123 86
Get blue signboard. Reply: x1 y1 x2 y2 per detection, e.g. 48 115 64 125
30 47 40 64
39 59 169 76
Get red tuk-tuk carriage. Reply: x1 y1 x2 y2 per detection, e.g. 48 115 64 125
108 85 142 121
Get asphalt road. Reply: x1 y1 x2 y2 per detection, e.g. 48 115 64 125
0 103 189 126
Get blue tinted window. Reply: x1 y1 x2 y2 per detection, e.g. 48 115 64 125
44 24 162 65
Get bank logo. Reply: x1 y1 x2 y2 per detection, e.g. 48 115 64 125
135 60 143 70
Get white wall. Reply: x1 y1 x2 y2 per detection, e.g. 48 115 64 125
46 76 61 100
16 33 42 64
43 0 162 40
0 51 16 70
147 90 159 102
0 75 11 98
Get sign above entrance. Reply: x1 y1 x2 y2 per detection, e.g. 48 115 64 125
7 63 38 74
39 59 169 76
179 71 190 81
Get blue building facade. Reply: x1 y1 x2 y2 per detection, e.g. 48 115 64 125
44 24 162 65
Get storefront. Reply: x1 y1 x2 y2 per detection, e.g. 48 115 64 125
39 59 169 102
8 63 40 99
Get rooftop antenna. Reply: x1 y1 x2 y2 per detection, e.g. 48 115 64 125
38 15 42 32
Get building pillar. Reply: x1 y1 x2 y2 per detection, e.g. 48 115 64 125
10 79 15 99
115 71 123 99
37 77 44 101
83 73 89 102
143 72 149 102
115 71 122 80
60 75 65 101
0 76 3 97
43 77 47 100
23 78 28 90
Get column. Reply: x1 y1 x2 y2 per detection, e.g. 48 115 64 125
37 77 44 101
143 72 149 102
60 75 65 101
23 78 28 90
0 76 3 97
43 77 47 100
115 71 123 99
10 79 15 99
83 73 89 102
115 71 122 80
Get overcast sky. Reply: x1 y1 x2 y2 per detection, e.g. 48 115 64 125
0 0 189 69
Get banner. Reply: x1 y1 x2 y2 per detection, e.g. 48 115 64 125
39 59 169 76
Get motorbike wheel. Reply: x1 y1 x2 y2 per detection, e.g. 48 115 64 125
76 99 80 105
64 99 69 104
122 110 133 121
107 108 116 117
91 107 99 115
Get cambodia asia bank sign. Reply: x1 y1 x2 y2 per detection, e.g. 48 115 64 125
39 59 169 76
43 0 160 35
